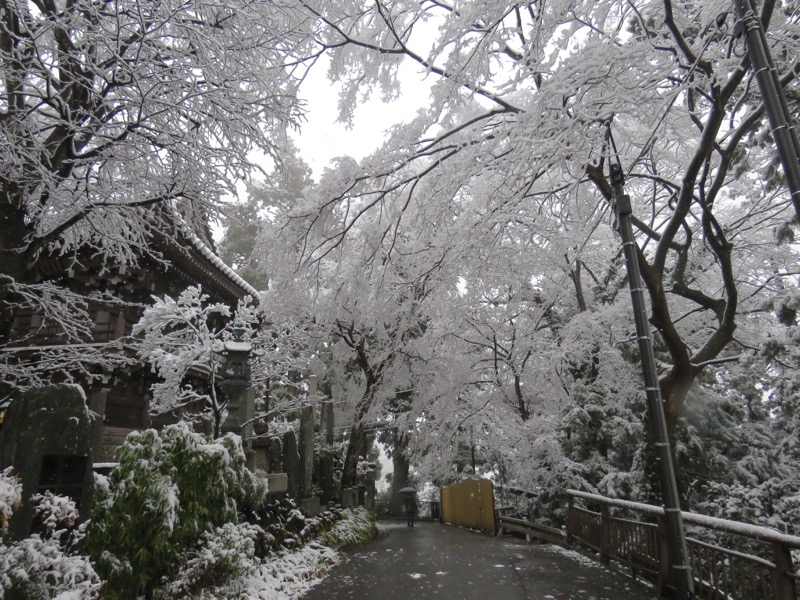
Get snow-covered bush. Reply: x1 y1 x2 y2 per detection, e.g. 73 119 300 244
202 542 342 600
212 507 376 600
163 522 261 598
0 467 21 537
32 490 80 537
248 497 363 554
318 507 377 548
0 475 101 599
86 422 267 599
157 503 375 599
0 534 101 599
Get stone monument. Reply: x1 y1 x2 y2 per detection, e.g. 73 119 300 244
0 385 93 540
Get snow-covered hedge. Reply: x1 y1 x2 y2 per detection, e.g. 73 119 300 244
85 423 268 599
181 507 376 600
163 522 262 598
0 471 101 599
318 506 377 548
0 467 21 536
84 422 376 599
1 426 377 599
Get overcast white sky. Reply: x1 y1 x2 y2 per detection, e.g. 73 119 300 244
217 53 431 239
292 57 432 179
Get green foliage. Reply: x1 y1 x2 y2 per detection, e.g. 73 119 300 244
317 507 377 548
314 433 346 460
164 523 260 599
247 497 370 555
218 140 314 291
85 423 267 599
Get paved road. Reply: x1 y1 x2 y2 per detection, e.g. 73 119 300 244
302 521 657 599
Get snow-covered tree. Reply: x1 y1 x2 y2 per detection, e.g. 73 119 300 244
0 0 314 384
133 285 257 437
290 0 800 492
218 141 315 291
255 155 465 489
134 283 323 436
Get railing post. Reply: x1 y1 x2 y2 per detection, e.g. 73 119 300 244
600 504 611 565
656 515 671 599
773 542 797 600
566 494 574 544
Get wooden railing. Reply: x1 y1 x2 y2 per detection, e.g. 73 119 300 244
497 515 565 546
566 490 800 600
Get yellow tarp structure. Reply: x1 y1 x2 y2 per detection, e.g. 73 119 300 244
440 478 495 535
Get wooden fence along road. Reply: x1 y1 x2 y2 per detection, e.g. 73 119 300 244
495 488 800 600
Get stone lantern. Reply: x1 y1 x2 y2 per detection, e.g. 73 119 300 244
221 329 251 381
219 328 254 459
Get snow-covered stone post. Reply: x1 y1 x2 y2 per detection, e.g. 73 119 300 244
300 380 316 496
363 462 376 510
298 375 321 515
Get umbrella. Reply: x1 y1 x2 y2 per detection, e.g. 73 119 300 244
397 487 417 494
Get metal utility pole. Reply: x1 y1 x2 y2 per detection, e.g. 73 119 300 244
733 0 800 222
609 159 695 599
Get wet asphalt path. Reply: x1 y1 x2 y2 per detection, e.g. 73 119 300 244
301 521 657 599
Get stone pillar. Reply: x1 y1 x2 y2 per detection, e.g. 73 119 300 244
221 385 255 465
299 405 315 499
318 400 335 503
0 385 93 540
268 437 283 473
283 430 301 502
341 487 358 508
241 388 255 466
323 399 335 445
364 465 376 510
88 388 108 462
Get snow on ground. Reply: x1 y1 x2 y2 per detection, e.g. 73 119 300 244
377 521 410 531
232 542 343 599
543 544 657 591
543 545 606 570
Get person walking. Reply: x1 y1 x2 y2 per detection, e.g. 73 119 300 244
403 493 417 527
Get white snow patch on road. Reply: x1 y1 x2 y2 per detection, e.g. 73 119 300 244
544 545 604 569
409 573 425 579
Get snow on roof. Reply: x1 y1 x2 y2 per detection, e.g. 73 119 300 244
172 211 259 299
224 340 253 352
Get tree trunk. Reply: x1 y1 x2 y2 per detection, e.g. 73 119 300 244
337 327 381 491
389 430 410 516
340 387 373 490
0 198 31 344
340 423 367 490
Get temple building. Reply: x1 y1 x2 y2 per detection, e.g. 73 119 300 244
0 211 258 464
